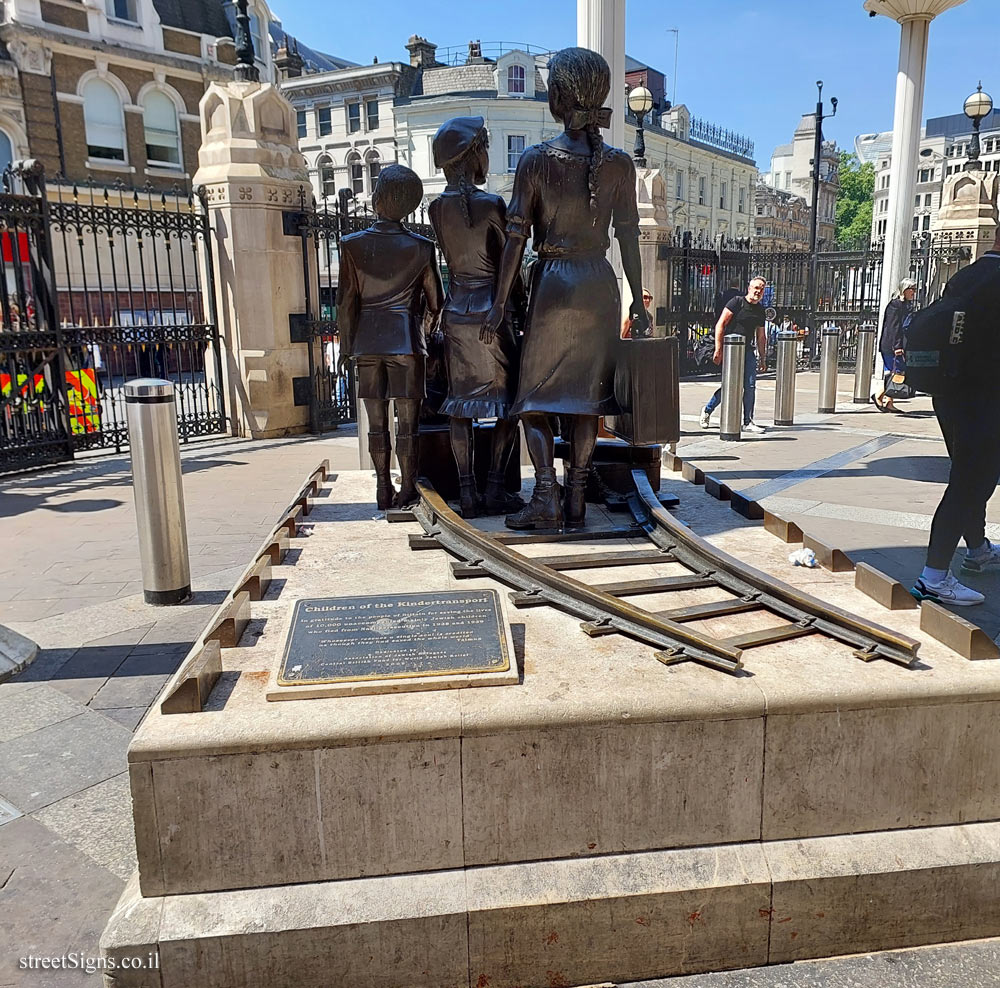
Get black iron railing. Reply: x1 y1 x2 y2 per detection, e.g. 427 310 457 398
0 162 224 473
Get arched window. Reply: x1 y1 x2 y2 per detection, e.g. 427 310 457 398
317 155 336 198
507 64 526 95
82 78 125 162
142 90 181 167
365 150 381 190
249 10 265 63
347 151 363 196
0 131 12 175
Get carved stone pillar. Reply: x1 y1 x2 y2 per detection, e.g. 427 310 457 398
929 164 998 294
636 167 673 339
193 80 313 439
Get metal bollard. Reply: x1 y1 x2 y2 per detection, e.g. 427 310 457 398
719 333 746 441
773 330 799 426
817 325 841 414
853 323 877 404
125 379 191 605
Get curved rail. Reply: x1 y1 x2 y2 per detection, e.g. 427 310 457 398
413 482 743 674
628 469 920 668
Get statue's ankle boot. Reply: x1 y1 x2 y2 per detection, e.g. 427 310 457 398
483 469 525 514
563 466 589 528
368 431 396 510
458 474 479 519
505 467 563 530
393 433 419 508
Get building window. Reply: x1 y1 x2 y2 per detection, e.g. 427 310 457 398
366 99 379 131
318 156 336 198
366 150 381 187
507 64 526 95
347 152 363 195
919 167 932 183
106 0 138 21
675 171 683 201
82 78 126 162
248 10 265 63
784 171 791 189
698 176 706 205
912 215 920 232
142 90 180 167
296 110 307 140
738 186 746 212
0 131 11 174
318 107 332 137
347 103 361 134
922 214 931 231
924 193 933 208
507 134 525 173
720 181 728 210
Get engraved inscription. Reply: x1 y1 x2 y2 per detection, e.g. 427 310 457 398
278 590 510 685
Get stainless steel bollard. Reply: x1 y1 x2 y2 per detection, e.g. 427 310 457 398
125 379 191 605
773 330 799 426
817 325 841 414
719 333 746 441
853 323 877 404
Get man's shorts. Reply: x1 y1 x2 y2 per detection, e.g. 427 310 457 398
355 354 426 400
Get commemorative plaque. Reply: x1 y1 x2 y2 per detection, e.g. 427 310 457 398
267 589 518 700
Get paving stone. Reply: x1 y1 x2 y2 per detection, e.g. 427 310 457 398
47 644 134 705
0 815 125 986
0 710 131 813
6 647 77 684
89 673 172 711
35 773 137 882
99 706 148 732
83 625 155 647
0 683 83 743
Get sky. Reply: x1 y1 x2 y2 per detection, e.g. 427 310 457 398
269 0 993 170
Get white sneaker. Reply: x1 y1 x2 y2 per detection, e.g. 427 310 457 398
911 572 985 607
699 408 712 429
961 541 1000 574
743 421 765 435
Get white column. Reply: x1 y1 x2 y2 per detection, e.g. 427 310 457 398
578 0 627 301
878 16 930 327
577 0 625 154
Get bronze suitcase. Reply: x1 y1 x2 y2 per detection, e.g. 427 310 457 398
605 336 680 446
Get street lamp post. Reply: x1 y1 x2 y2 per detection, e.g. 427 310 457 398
233 0 260 83
807 81 836 356
627 85 654 167
964 82 994 169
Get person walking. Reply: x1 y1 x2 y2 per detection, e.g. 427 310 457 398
872 277 916 412
699 276 767 434
910 238 1000 606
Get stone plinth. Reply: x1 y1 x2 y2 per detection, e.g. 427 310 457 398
193 81 312 439
102 471 1000 986
930 164 999 294
635 167 674 339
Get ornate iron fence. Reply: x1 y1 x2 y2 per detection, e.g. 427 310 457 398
0 162 224 473
659 231 974 374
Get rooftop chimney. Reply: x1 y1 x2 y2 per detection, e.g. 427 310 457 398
405 35 438 69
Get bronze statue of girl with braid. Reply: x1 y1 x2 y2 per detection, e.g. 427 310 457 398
428 116 524 518
483 47 648 530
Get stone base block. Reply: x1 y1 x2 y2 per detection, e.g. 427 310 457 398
101 821 1000 988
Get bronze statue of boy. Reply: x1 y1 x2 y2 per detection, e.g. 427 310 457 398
337 164 443 509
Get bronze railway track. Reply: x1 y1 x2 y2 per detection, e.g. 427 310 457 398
408 471 920 676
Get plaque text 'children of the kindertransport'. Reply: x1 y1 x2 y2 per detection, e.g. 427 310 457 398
278 589 510 686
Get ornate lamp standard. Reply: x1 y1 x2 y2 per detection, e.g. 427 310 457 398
963 82 994 170
233 0 260 83
627 85 654 167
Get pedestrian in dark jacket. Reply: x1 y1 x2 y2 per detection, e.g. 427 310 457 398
872 278 916 411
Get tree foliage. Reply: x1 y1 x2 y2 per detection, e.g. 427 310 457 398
835 151 875 248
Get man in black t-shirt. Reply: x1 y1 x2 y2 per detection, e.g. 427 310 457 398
700 276 768 433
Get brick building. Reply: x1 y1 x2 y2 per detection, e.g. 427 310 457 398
0 0 275 190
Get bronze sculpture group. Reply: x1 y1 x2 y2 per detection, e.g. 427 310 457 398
337 47 649 530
